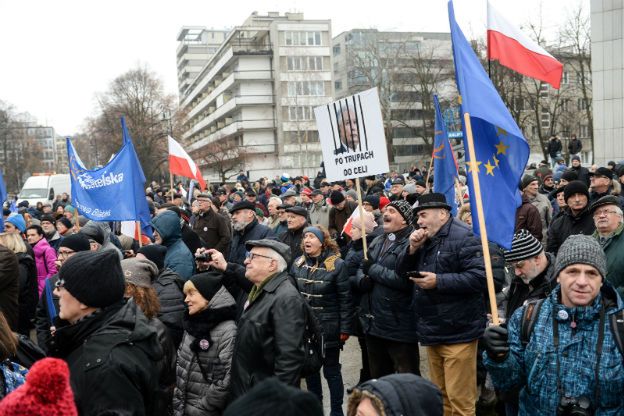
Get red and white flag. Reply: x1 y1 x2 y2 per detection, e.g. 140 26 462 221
342 209 360 238
168 136 206 190
487 1 563 89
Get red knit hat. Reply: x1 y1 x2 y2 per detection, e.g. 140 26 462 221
379 196 391 212
0 358 77 415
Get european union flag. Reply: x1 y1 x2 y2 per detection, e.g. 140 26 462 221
448 0 529 249
432 95 458 216
0 170 6 232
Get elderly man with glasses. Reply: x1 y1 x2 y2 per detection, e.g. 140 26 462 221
226 239 306 400
591 195 624 297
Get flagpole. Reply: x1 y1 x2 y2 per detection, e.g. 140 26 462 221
425 155 435 193
463 112 500 326
136 221 143 248
355 177 368 260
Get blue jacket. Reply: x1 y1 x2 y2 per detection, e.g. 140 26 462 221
397 218 486 345
485 285 624 415
151 211 195 280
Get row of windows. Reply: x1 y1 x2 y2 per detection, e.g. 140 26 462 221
287 56 323 71
287 106 315 121
287 81 325 97
284 31 322 46
284 130 320 145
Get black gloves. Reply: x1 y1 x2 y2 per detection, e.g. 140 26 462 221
483 325 509 362
362 259 374 274
359 275 374 292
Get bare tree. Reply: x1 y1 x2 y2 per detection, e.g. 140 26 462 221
193 138 248 183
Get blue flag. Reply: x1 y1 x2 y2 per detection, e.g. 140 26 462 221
68 117 153 238
448 0 529 249
432 95 458 216
0 170 6 232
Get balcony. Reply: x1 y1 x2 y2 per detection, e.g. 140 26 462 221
188 119 276 152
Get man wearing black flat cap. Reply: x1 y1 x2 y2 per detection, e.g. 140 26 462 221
279 206 309 261
398 193 485 415
229 239 306 400
228 201 275 266
589 167 624 210
388 177 405 202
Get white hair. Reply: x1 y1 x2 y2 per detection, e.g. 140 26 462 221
266 248 288 272
268 197 282 206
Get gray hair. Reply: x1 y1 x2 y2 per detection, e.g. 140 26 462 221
268 197 282 206
266 248 288 273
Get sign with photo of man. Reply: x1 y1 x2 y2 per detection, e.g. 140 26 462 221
314 87 389 181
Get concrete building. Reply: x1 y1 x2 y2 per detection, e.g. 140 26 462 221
591 0 624 164
55 134 68 173
177 12 333 181
332 29 454 169
177 27 230 99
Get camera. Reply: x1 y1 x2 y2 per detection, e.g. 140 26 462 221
195 253 212 262
557 396 591 416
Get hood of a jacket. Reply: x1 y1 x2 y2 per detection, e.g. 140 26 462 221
151 211 182 246
208 285 236 310
351 373 443 416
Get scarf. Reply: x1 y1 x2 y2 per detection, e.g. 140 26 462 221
247 272 278 306
183 304 237 352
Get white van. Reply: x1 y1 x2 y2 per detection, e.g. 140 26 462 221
18 174 71 206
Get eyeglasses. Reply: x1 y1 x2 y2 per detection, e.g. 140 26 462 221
57 250 75 259
593 208 620 218
246 252 275 262
509 260 526 269
54 279 65 289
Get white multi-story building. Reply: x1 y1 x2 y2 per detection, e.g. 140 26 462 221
177 12 333 181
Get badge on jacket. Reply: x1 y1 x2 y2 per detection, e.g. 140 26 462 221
199 339 210 350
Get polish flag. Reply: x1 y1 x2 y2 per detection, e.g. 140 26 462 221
487 1 563 89
342 209 360 238
168 136 206 190
120 221 151 245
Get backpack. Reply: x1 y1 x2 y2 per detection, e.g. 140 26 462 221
299 299 325 378
520 299 624 360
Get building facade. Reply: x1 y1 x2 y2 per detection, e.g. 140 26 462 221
332 29 454 169
177 12 333 182
591 0 624 164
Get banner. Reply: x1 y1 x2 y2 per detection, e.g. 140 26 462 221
314 88 389 181
67 118 152 237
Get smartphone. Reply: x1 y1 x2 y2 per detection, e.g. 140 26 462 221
195 253 212 262
406 271 424 279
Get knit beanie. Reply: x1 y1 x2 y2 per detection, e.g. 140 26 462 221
80 221 105 245
379 196 391 211
6 214 26 232
346 190 358 201
364 195 380 210
303 226 325 244
40 214 56 225
57 217 73 230
0 358 77 415
560 170 578 182
58 233 91 253
352 211 376 234
59 250 125 308
388 200 415 225
330 190 345 206
137 244 167 271
504 229 544 262
563 180 589 202
188 271 223 302
121 258 159 288
224 377 323 416
520 175 538 190
554 235 607 280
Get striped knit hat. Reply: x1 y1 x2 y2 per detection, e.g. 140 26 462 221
504 229 544 262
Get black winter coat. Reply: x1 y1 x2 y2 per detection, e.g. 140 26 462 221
153 268 185 347
279 224 307 263
504 252 556 320
398 218 486 346
546 138 562 157
291 250 354 348
35 274 60 352
545 206 595 255
229 271 305 400
149 317 177 416
0 246 19 332
355 226 418 343
229 219 275 265
50 300 162 416
16 252 38 335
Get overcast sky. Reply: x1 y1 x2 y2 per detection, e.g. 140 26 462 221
0 0 585 136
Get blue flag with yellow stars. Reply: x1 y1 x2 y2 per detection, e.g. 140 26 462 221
448 0 529 249
432 95 458 216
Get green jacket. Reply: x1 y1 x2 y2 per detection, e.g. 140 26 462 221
594 222 624 297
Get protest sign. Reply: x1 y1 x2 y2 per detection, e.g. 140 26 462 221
314 88 389 182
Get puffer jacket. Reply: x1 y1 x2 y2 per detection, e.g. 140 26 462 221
50 299 162 416
173 287 237 416
32 237 57 297
229 219 275 265
355 226 417 343
16 252 38 335
291 250 354 348
546 206 595 255
0 246 19 332
153 268 185 347
152 211 195 280
398 218 486 345
485 285 624 415
229 271 306 400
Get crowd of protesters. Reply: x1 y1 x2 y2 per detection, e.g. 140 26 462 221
0 155 623 415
